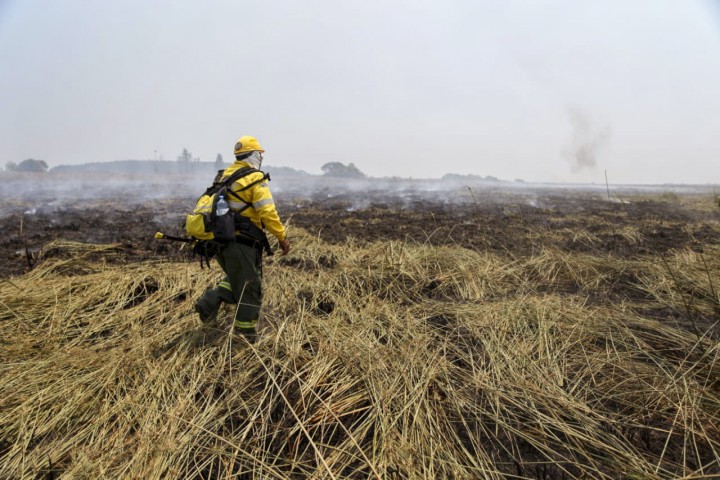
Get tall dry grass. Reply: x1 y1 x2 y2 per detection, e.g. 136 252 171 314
1 232 719 479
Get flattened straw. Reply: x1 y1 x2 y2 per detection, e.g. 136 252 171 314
244 340 338 480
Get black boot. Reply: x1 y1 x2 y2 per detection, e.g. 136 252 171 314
194 290 222 323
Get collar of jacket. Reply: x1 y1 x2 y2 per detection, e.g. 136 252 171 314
231 160 262 173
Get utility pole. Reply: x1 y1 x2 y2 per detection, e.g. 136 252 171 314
604 170 611 201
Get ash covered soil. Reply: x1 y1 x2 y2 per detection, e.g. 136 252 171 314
1 181 719 278
285 191 720 256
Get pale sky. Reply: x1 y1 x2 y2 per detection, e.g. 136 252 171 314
1 0 719 183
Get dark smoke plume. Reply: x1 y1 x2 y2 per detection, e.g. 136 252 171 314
563 108 611 174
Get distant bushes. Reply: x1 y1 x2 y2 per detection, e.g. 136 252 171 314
49 160 311 177
50 160 210 174
5 159 48 172
442 173 500 182
321 162 366 178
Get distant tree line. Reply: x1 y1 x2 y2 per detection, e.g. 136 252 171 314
49 159 311 177
442 173 500 182
5 156 511 182
5 159 48 172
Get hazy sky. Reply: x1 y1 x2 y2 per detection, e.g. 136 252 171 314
1 0 718 183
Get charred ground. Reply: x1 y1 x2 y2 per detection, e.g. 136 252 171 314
285 192 719 257
1 188 718 277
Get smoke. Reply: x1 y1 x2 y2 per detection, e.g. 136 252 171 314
0 170 566 218
1 168 710 218
563 108 611 174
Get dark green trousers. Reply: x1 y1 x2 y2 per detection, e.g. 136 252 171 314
198 241 262 334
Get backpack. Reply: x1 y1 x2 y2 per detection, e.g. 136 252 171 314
185 167 269 242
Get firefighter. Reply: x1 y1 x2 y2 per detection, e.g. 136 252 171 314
194 136 290 342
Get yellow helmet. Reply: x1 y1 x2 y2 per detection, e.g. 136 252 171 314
234 136 265 156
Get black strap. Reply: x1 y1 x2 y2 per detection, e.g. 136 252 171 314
203 167 259 197
235 235 260 249
222 166 258 188
192 240 218 269
225 171 271 208
213 167 273 255
236 233 273 257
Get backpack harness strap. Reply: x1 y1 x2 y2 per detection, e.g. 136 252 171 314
218 167 274 255
225 172 271 211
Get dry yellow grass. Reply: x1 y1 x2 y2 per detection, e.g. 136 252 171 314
1 231 719 479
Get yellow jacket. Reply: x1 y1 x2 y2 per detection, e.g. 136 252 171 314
222 161 286 241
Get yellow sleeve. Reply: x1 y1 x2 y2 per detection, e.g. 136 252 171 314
251 181 286 241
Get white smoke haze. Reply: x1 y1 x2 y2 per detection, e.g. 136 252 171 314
1 170 716 220
563 108 612 174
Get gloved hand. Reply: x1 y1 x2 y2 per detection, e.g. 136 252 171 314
279 238 291 256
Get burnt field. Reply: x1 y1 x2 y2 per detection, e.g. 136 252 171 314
2 180 719 277
1 175 720 479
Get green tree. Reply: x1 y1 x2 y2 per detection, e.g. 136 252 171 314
177 148 197 172
320 162 366 178
11 159 48 172
177 148 192 163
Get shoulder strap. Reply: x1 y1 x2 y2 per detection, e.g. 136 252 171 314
221 166 258 188
224 170 270 206
202 166 258 198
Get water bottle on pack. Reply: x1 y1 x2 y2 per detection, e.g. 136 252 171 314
216 194 229 216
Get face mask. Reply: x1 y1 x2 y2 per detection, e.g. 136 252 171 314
246 151 263 169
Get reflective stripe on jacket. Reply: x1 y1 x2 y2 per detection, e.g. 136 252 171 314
222 161 286 241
